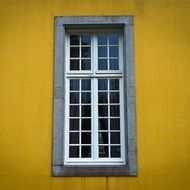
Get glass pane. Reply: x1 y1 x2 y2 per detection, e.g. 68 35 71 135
70 47 79 57
81 92 91 104
70 119 79 130
70 59 79 70
82 79 91 90
110 105 120 117
110 132 120 144
81 59 91 70
110 118 120 130
98 119 108 130
70 92 79 104
98 79 108 90
81 119 91 130
69 146 79 158
109 46 119 57
110 92 119 103
81 35 91 45
109 34 119 45
110 79 119 90
98 59 107 70
82 105 91 117
99 146 109 157
110 59 119 70
69 132 79 144
99 132 108 144
98 46 107 57
70 35 79 45
81 146 91 158
70 105 79 117
98 92 108 103
70 80 79 91
82 47 91 58
81 132 91 144
98 105 108 117
111 146 120 157
98 34 107 45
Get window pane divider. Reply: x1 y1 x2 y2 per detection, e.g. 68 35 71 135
66 74 123 78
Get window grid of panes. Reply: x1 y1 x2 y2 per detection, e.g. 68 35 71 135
66 31 124 163
98 79 121 158
70 35 91 71
69 79 92 158
98 34 119 70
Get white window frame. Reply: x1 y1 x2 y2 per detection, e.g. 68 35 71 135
64 31 125 165
53 16 137 176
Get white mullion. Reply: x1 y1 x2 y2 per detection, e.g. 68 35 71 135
79 35 82 71
93 33 97 74
119 33 123 72
93 78 98 160
108 79 111 158
79 79 82 158
120 78 125 161
93 34 99 160
107 35 110 70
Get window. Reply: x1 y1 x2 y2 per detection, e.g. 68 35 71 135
66 32 124 165
53 16 137 176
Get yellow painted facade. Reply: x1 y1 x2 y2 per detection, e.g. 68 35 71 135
0 0 190 189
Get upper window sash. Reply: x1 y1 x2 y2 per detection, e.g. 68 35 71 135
66 30 123 75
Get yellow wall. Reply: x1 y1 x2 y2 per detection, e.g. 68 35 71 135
0 0 190 189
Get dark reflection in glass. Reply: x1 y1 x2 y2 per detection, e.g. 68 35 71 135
70 35 79 45
70 119 79 130
70 59 79 70
81 146 91 158
81 59 91 70
98 92 108 103
98 119 108 130
111 146 120 157
81 119 91 130
110 105 120 117
110 132 120 144
110 118 120 130
70 92 79 104
69 146 79 158
98 46 107 57
98 59 107 70
99 146 109 157
81 132 91 144
70 79 79 91
99 132 108 144
98 105 108 117
98 79 108 90
69 132 79 144
109 46 119 57
82 47 91 58
110 79 119 90
81 35 91 45
70 105 79 117
109 34 119 45
110 92 119 103
110 59 119 70
82 79 91 90
70 47 79 57
81 92 91 103
82 105 91 117
98 34 107 45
